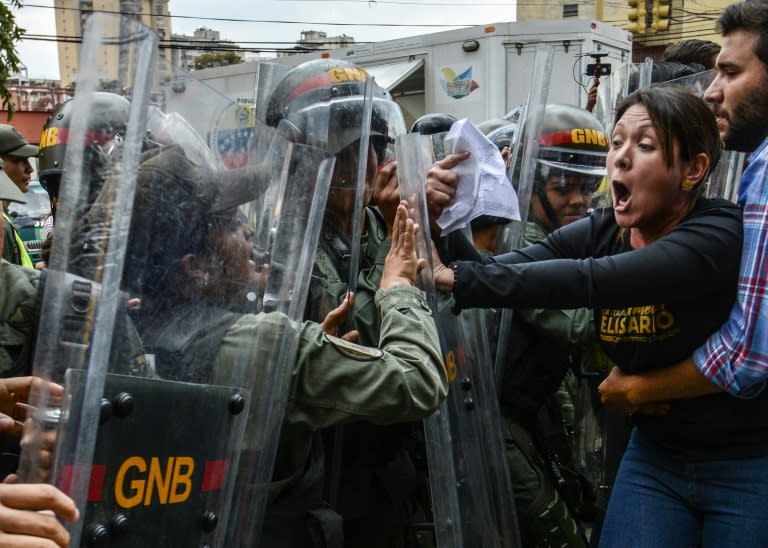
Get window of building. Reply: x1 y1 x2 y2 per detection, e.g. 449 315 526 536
563 4 578 17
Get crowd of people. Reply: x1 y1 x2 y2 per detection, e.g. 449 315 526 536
0 0 766 545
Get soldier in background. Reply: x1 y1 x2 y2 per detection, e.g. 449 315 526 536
0 160 79 548
0 126 38 269
121 144 448 547
496 105 610 547
265 59 437 547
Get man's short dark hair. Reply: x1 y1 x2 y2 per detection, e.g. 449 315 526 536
662 39 721 69
718 0 768 69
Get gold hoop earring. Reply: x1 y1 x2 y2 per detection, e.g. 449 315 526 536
681 178 694 192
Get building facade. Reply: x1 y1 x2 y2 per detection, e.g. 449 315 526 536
277 30 355 58
516 0 728 62
170 27 244 73
54 0 172 86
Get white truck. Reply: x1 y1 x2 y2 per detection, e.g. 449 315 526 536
166 18 632 132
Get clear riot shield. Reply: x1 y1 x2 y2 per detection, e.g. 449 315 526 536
659 68 715 98
494 46 554 389
137 64 335 548
254 62 292 125
260 64 407 330
157 56 286 309
291 75 386 325
16 12 157 547
650 69 746 203
395 133 461 547
498 45 554 251
26 40 335 547
222 140 336 547
704 149 746 203
593 59 654 137
161 57 258 170
637 57 654 90
396 133 521 548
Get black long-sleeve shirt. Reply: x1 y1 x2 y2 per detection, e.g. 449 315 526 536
440 198 768 460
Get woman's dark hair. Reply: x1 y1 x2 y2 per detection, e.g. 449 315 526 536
123 173 213 298
718 0 768 69
613 86 721 186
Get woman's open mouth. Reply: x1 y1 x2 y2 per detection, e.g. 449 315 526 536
612 181 631 212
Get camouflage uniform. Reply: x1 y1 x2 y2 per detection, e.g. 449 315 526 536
500 220 597 548
306 207 433 548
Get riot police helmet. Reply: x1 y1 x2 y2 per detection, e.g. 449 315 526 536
38 92 131 218
265 59 406 162
476 118 510 136
514 104 609 229
535 104 608 178
486 123 517 152
410 113 457 135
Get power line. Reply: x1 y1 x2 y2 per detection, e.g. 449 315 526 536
22 2 493 27
17 3 724 55
21 33 376 46
19 32 351 53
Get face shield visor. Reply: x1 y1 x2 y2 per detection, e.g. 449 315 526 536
536 148 608 206
537 147 607 177
280 95 405 163
144 107 220 169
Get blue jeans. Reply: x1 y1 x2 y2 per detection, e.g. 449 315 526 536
599 428 768 548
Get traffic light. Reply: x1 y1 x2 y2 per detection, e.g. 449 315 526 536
627 0 647 34
652 0 671 32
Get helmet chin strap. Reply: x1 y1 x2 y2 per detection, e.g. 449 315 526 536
533 171 561 233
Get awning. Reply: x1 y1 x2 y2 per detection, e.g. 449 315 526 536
363 59 424 91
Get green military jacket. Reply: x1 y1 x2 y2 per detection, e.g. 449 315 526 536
0 260 39 377
0 260 148 379
516 220 595 346
209 284 446 498
307 207 390 346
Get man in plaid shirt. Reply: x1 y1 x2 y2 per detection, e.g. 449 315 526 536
598 0 768 409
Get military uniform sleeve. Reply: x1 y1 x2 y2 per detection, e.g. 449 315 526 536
288 284 446 431
0 261 40 377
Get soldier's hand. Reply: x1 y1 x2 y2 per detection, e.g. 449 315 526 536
425 151 470 237
372 159 400 239
20 418 57 484
320 293 359 342
0 378 62 437
585 78 599 113
381 202 426 289
0 483 79 548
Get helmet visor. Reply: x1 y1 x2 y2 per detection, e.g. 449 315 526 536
537 146 607 176
290 96 406 161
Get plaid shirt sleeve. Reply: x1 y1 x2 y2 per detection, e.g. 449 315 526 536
693 139 768 396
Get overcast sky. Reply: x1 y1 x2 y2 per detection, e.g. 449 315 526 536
12 0 518 79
